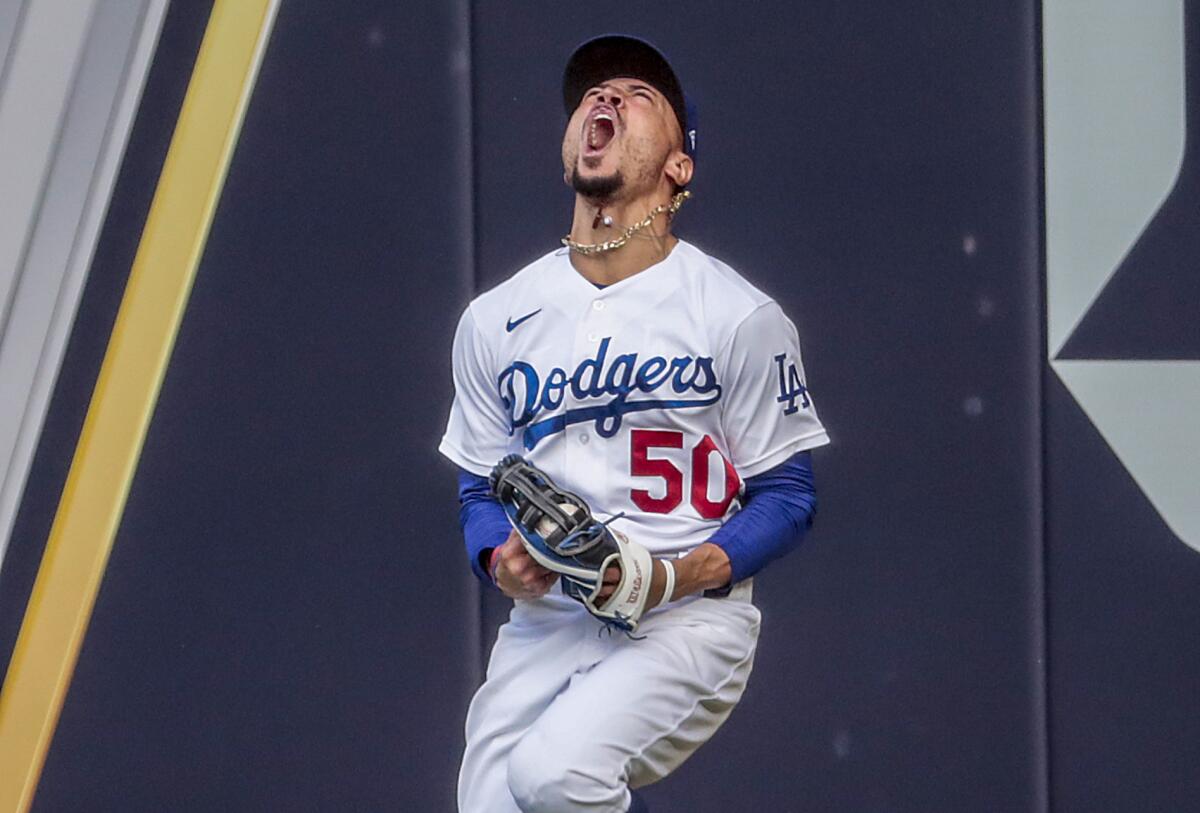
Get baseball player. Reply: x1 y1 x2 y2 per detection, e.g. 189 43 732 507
439 35 828 813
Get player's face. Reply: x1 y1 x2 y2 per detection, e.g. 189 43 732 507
562 77 684 202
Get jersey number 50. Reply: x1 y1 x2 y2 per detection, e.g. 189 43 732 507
630 429 741 519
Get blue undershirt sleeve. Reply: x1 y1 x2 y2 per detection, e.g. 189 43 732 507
457 468 512 586
707 451 818 586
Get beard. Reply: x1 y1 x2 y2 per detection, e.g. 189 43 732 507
570 166 624 201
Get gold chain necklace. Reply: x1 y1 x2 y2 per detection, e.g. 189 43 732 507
562 191 691 255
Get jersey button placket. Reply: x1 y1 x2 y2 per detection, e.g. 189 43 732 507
585 301 605 342
565 300 594 478
570 297 611 481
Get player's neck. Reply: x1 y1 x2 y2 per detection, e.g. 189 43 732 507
566 193 679 286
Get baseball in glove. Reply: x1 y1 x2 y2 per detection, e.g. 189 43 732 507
489 454 655 632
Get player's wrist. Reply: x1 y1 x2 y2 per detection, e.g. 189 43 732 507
676 543 733 596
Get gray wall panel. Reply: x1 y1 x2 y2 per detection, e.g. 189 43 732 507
0 0 166 569
0 0 29 95
1044 0 1200 808
0 0 96 328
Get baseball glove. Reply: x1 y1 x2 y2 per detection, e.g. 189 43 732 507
489 454 655 632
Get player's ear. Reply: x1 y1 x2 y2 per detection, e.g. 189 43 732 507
665 151 693 189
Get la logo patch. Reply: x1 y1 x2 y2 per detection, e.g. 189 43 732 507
774 353 809 415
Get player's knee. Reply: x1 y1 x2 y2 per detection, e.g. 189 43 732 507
507 733 622 812
506 736 564 813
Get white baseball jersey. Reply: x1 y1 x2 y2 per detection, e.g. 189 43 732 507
439 239 829 556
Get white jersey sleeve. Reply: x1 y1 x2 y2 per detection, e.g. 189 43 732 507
719 301 829 479
439 306 510 476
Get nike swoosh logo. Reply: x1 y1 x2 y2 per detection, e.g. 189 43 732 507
506 309 542 332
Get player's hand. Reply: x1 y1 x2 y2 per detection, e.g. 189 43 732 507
493 530 558 600
596 565 621 602
597 561 669 605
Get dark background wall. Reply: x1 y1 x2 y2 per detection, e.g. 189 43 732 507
0 1 1196 811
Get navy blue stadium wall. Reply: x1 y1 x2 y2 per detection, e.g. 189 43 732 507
0 1 1196 810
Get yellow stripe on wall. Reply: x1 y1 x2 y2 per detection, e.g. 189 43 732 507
0 1 278 809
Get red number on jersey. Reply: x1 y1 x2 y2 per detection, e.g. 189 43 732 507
630 429 742 517
691 434 741 518
630 430 684 513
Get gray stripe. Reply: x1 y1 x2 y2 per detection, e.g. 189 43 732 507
0 0 169 570
0 0 30 99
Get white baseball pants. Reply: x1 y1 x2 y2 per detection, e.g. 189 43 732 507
457 581 760 813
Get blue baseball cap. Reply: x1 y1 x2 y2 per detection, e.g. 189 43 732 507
562 35 696 161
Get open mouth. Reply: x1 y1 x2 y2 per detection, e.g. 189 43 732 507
583 107 617 155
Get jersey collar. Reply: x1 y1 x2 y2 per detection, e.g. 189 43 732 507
556 239 687 306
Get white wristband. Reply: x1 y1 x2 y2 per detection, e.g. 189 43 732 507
655 559 676 609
